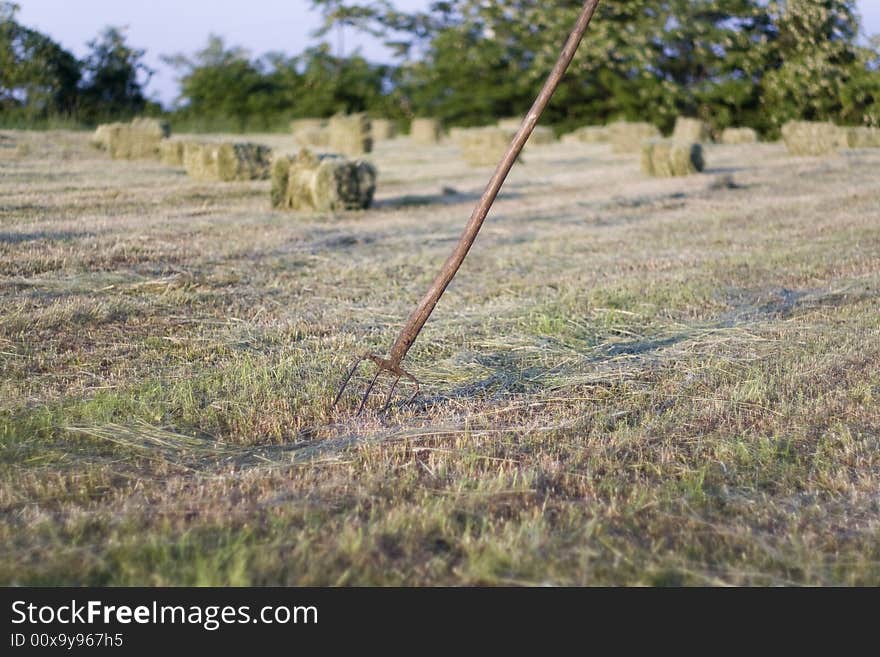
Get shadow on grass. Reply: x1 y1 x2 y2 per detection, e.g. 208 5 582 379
375 187 521 209
0 230 94 244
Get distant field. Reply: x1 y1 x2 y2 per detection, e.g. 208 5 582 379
1 129 879 585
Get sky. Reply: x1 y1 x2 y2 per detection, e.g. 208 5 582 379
15 0 880 108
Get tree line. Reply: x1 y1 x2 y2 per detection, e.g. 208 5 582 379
2 0 878 136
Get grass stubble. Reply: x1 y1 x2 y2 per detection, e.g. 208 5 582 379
1 129 879 585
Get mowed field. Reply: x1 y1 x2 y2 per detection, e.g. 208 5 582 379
1 128 879 585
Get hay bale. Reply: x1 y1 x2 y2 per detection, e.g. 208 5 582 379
837 126 880 149
371 119 397 141
459 127 515 167
641 140 705 177
183 142 212 180
105 117 170 160
411 118 442 144
672 117 711 143
294 127 330 148
184 142 272 182
721 127 758 145
159 139 186 167
448 126 472 144
271 148 377 212
91 122 123 150
328 113 372 156
561 125 608 144
608 121 661 153
291 118 325 134
781 121 840 157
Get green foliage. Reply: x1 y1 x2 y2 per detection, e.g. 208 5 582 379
1 0 878 134
0 2 81 118
761 0 880 130
163 36 400 132
79 26 155 122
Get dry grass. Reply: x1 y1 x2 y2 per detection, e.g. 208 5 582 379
1 128 879 586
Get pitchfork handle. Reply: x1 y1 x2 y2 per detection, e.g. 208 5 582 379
388 0 602 365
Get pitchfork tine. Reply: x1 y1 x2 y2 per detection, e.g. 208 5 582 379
333 353 368 408
382 376 401 412
357 368 383 416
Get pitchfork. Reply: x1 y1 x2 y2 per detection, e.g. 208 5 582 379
333 0 602 414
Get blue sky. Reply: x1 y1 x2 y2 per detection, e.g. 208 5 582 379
16 0 880 107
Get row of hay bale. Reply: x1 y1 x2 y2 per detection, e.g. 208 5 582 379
451 123 557 167
183 142 273 182
291 114 398 153
561 117 759 148
91 118 170 160
782 121 880 156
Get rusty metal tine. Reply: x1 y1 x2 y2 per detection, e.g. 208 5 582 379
333 354 368 407
356 367 383 416
382 376 401 412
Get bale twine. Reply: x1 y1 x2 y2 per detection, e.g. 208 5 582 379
411 118 442 144
371 119 397 141
837 126 880 149
781 121 840 157
641 140 705 177
672 117 711 143
159 139 186 167
561 125 609 144
271 148 377 212
184 142 272 182
608 121 661 153
459 127 515 167
721 127 758 145
328 113 372 156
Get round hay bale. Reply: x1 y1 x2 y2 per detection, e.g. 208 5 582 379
410 118 442 145
608 121 661 153
781 121 840 157
673 117 711 143
721 127 758 145
641 140 704 177
328 113 372 156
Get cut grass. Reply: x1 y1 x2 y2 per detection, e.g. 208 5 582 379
1 129 879 585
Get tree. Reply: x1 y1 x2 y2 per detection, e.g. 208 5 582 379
0 2 81 117
762 0 879 128
78 26 154 120
163 35 288 131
